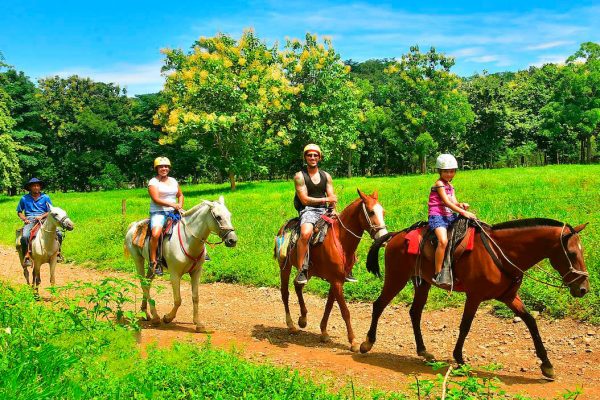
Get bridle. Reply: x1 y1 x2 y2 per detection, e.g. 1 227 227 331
337 202 386 239
475 220 588 288
41 214 71 233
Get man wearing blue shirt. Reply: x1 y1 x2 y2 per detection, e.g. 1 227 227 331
17 178 63 266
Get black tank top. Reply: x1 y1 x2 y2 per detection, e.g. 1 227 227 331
294 169 328 211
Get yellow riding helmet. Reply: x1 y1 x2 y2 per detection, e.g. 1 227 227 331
153 157 172 169
303 144 322 157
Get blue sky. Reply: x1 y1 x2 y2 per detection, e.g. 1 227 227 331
1 1 599 95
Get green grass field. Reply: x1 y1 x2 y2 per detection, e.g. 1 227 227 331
1 165 598 322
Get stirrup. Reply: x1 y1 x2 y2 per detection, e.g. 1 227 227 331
295 269 308 285
23 257 32 268
148 260 163 277
345 271 358 283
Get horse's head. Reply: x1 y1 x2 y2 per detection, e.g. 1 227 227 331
207 196 237 247
550 223 589 298
357 189 388 240
49 206 74 231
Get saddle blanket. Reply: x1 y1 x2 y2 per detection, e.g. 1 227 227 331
405 226 475 255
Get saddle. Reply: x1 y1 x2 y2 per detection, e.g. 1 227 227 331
15 220 45 254
132 218 177 248
405 218 476 266
274 212 336 262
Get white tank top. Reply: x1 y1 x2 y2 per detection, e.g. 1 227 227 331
148 177 178 212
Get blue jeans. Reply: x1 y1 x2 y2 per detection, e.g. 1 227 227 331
428 214 458 231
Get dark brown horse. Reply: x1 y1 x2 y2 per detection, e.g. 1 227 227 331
360 218 589 378
276 189 388 352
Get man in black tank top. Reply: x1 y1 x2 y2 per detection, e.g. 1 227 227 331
293 144 356 285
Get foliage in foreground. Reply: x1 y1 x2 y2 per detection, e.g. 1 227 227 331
1 280 581 399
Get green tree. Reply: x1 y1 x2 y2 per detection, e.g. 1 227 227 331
0 86 22 192
37 76 133 191
278 34 362 177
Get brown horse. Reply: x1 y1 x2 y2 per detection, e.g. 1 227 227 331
276 189 388 352
360 218 590 379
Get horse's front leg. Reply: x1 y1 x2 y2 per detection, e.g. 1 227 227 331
332 282 359 352
31 259 41 299
280 262 298 333
22 266 30 285
453 296 481 365
139 272 160 325
319 285 336 343
163 273 182 324
189 268 207 333
410 278 435 361
49 255 57 286
504 294 555 379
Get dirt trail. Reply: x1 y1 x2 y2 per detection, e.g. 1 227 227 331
0 245 598 399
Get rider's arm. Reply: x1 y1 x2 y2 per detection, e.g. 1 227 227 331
324 172 337 208
294 172 330 206
17 211 30 224
176 184 184 210
435 183 475 219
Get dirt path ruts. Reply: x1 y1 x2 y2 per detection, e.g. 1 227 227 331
0 246 597 398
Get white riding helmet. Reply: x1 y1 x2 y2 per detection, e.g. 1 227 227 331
436 154 458 170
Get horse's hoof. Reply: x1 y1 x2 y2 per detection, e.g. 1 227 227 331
288 326 299 334
541 362 556 380
162 315 173 324
418 350 436 362
195 325 208 333
151 318 161 326
298 316 307 328
320 333 331 343
350 342 360 353
360 340 373 354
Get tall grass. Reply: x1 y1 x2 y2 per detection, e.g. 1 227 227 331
1 165 598 322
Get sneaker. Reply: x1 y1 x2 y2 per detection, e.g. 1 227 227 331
57 253 65 263
205 252 211 262
23 257 32 268
295 269 308 285
148 260 163 277
345 271 358 283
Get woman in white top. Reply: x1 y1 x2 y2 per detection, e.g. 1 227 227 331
148 156 184 275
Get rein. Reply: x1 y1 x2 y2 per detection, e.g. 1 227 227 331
474 220 588 289
177 202 236 271
337 203 386 239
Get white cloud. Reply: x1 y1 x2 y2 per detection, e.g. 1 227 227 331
48 61 165 95
526 41 574 50
531 54 567 67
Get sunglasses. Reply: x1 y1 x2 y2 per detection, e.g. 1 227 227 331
305 153 320 158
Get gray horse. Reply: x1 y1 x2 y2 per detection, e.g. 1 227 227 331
16 206 74 292
124 197 237 332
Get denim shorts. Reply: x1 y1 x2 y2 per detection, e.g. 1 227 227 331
428 214 458 230
149 211 169 230
299 206 326 226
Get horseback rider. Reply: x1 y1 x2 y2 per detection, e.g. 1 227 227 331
16 178 63 267
293 144 356 285
148 157 184 277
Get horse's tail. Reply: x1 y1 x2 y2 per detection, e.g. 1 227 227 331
366 232 398 278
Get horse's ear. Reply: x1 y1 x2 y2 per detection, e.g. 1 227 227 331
371 190 379 200
218 195 225 205
574 222 589 233
357 189 367 201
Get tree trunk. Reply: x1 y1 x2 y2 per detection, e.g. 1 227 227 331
228 171 236 191
581 139 585 163
587 136 593 163
347 150 353 178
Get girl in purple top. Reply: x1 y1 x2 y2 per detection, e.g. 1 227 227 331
428 154 476 286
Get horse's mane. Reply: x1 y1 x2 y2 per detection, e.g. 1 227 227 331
338 198 362 219
492 218 566 231
182 201 211 217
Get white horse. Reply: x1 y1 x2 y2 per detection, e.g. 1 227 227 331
124 197 237 332
15 206 74 291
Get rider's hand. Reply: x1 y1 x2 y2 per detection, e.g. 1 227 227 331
462 211 476 220
460 202 470 210
35 216 43 221
24 219 31 224
173 204 183 211
327 194 338 204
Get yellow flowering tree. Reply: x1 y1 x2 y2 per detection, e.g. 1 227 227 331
155 30 292 189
